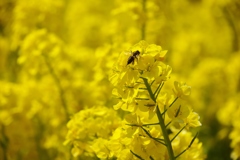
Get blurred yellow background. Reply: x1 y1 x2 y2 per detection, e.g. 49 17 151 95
0 0 239 160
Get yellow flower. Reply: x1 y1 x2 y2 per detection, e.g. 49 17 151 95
121 69 139 85
71 141 86 157
186 112 202 129
113 101 137 112
145 44 163 56
140 60 163 80
157 92 175 112
138 98 157 119
167 102 190 124
125 113 143 136
91 138 112 159
118 149 134 160
65 106 121 158
144 127 166 160
137 53 155 71
108 127 134 159
155 63 172 83
119 83 139 103
173 81 191 99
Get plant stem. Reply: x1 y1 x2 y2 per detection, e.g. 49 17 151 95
141 78 155 102
156 105 175 160
141 77 175 160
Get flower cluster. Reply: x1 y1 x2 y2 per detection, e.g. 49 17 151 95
107 41 204 159
110 41 201 127
64 41 204 159
64 106 122 158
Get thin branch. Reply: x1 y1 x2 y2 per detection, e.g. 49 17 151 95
130 150 144 160
171 125 186 143
153 82 162 96
161 97 178 116
165 121 172 128
151 80 155 86
155 82 164 99
142 122 160 126
125 123 165 145
175 132 199 159
141 127 166 146
139 88 148 90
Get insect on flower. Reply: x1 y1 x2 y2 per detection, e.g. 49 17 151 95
127 50 140 65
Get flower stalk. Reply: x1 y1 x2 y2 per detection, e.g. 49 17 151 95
142 77 175 160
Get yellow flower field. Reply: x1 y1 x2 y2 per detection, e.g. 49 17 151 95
0 0 239 160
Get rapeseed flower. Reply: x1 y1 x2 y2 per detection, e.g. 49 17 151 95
109 41 204 160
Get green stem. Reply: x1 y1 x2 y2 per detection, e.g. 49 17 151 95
156 105 175 160
142 77 175 160
141 77 155 102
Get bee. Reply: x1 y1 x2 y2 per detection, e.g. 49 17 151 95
127 50 140 65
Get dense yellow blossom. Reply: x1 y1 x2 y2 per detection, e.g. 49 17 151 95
108 41 203 159
64 106 121 158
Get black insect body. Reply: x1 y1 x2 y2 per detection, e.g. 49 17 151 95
127 50 140 65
